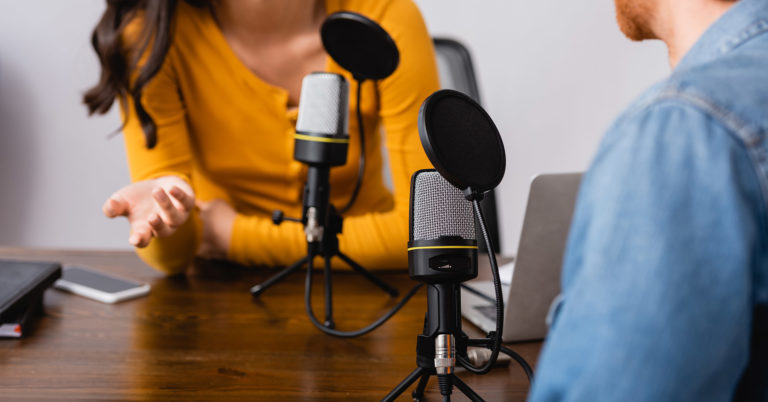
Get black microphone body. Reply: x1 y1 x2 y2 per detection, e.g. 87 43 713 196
293 72 350 168
407 169 478 379
408 169 478 285
292 72 350 245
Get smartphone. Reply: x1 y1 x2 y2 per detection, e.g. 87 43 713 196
54 266 150 304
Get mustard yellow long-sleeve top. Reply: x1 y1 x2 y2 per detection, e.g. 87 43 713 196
120 0 439 274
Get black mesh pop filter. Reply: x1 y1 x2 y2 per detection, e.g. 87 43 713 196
321 12 399 80
418 90 506 194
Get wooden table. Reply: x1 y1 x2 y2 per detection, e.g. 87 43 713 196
0 248 540 401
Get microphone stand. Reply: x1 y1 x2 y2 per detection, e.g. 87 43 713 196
251 71 415 335
383 192 533 402
383 282 483 401
250 161 399 329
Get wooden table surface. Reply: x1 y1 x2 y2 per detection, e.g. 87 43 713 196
0 248 540 401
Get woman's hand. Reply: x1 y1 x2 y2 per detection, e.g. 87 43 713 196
102 175 195 248
197 199 236 259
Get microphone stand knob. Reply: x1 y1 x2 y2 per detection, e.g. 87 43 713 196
272 210 302 226
272 210 285 225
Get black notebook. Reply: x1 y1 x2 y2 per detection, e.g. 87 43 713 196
0 260 61 324
0 292 43 338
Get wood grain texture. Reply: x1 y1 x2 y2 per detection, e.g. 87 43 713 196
0 248 540 401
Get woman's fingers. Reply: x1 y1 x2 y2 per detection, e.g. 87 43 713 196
168 186 194 213
102 195 129 218
105 177 194 248
129 225 153 248
148 212 169 237
152 188 184 228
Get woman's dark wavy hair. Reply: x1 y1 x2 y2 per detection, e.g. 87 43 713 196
83 0 207 149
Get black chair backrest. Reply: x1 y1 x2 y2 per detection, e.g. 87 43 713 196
432 38 502 253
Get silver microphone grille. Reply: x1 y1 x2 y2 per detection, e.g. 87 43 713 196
412 170 475 241
296 72 349 136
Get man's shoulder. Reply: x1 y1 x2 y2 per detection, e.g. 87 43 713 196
657 35 768 144
605 38 768 155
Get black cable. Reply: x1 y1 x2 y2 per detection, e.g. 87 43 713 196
457 199 504 375
338 78 366 215
500 345 534 383
438 375 452 398
304 263 423 337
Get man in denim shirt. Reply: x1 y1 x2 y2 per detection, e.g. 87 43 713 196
529 0 768 400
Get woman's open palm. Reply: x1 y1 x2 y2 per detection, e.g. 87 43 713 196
102 176 195 248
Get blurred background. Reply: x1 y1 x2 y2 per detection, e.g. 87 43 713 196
0 0 667 254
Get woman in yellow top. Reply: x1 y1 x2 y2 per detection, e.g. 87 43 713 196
84 0 440 275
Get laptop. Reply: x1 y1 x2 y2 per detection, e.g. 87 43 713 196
461 173 582 342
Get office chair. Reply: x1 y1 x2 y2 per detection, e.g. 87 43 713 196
432 38 502 253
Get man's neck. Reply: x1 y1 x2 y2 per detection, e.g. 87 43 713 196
655 0 737 68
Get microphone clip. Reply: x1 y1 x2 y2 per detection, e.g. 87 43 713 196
271 210 302 226
304 207 324 243
462 187 484 202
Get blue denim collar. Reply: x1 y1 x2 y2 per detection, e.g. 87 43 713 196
676 0 768 71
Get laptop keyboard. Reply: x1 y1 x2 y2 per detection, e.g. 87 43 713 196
474 304 498 322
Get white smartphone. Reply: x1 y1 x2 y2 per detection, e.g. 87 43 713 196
54 266 150 304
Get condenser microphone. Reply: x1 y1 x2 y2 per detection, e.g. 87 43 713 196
409 169 478 284
384 91 530 401
294 72 350 167
291 72 350 243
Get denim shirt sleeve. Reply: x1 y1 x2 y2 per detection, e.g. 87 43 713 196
528 100 765 402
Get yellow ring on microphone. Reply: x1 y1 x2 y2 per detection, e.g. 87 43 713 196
294 134 350 144
407 246 479 251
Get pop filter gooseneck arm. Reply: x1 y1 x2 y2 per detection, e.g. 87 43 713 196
337 80 366 214
321 12 400 214
460 193 503 374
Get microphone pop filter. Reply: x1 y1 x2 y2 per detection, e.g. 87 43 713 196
418 90 505 195
321 12 399 81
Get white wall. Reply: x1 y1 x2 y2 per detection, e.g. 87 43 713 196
0 0 668 253
414 0 669 253
0 0 128 249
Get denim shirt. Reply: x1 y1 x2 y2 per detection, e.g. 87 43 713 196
528 0 768 401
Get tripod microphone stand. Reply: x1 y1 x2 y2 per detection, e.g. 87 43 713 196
383 192 504 402
384 282 484 401
250 163 399 329
249 72 401 331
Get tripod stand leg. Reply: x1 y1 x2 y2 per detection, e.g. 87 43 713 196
251 255 310 296
382 367 426 402
411 372 430 401
451 374 484 402
323 256 335 329
336 251 400 297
